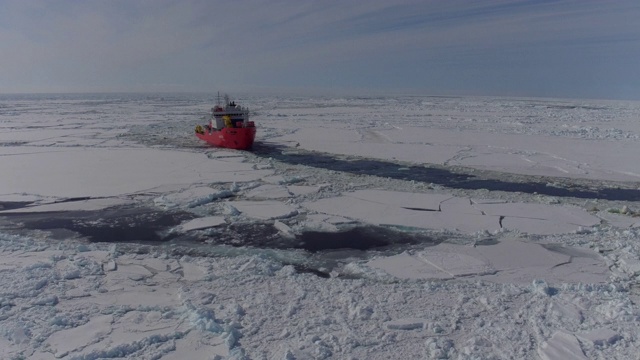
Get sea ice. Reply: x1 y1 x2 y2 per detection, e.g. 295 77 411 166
227 200 298 220
1 94 639 360
537 331 588 360
0 147 272 198
368 238 610 284
179 216 226 231
305 189 598 234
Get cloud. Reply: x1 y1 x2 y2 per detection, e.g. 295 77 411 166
0 0 639 98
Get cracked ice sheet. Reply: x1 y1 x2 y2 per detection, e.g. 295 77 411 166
347 189 451 210
0 146 273 198
245 184 320 199
304 190 598 235
0 198 133 213
275 124 640 182
179 216 226 231
305 193 501 233
537 331 588 360
43 315 114 358
453 135 640 182
245 184 293 199
368 239 610 284
476 202 601 235
596 211 640 228
154 186 232 209
0 128 100 143
227 200 298 220
272 127 463 165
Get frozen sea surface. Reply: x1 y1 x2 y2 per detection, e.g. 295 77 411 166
1 93 640 359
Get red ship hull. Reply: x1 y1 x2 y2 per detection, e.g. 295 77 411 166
195 126 256 150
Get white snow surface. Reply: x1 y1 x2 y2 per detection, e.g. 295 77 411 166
1 93 639 359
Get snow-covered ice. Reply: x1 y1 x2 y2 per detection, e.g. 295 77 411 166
1 93 640 359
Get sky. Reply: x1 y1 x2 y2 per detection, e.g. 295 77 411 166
1 0 639 100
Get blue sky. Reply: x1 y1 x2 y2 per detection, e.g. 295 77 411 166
1 0 639 99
